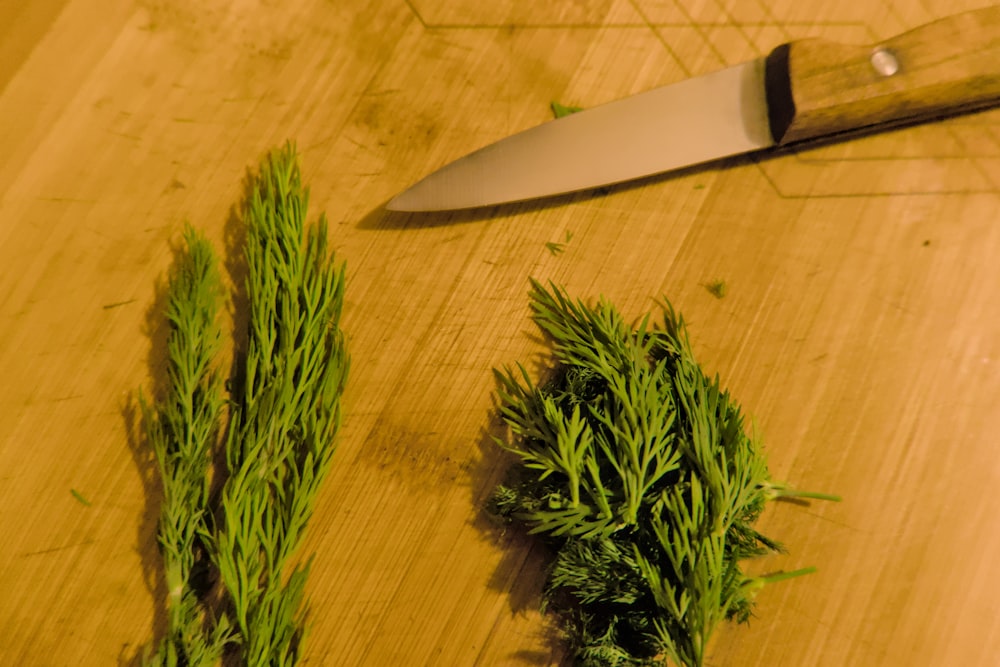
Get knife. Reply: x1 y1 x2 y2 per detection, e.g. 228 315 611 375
387 6 1000 212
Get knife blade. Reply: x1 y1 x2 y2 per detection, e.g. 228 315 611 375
387 6 1000 212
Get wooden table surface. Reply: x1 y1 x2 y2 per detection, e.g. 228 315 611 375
2 0 999 665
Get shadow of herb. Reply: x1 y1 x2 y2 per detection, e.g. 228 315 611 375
118 234 188 666
465 392 572 666
222 169 253 419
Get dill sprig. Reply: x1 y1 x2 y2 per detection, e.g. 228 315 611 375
491 280 837 667
140 225 233 666
141 144 348 666
212 143 349 666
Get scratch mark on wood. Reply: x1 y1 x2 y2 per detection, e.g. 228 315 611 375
19 539 95 558
103 299 137 310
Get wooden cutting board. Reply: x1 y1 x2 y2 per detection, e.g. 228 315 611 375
2 0 999 665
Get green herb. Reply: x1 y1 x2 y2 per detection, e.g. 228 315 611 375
490 280 837 666
702 280 727 299
140 224 233 665
70 488 92 506
140 143 348 666
552 101 584 119
212 142 349 666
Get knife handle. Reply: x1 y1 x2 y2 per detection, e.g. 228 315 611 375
765 5 1000 145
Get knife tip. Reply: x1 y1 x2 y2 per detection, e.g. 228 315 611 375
385 187 428 212
383 195 408 212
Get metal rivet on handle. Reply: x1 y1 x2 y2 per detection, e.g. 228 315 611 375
870 48 900 77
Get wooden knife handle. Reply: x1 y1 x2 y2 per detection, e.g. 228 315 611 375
765 5 1000 144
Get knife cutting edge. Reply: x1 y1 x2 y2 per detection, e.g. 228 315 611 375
387 6 1000 211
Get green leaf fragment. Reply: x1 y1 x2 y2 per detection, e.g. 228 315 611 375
552 101 584 119
70 488 91 506
703 280 727 299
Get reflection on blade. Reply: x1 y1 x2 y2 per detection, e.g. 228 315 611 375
388 58 774 211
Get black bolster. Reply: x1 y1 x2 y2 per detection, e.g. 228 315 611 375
764 43 795 144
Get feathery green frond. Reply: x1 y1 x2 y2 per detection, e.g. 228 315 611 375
490 281 837 666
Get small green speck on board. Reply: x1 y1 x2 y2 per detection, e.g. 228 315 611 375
70 489 92 506
551 101 583 119
703 279 727 299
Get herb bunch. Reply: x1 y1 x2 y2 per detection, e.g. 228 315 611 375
141 143 348 666
490 280 837 667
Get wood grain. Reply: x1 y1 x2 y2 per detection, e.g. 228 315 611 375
1 1 999 665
